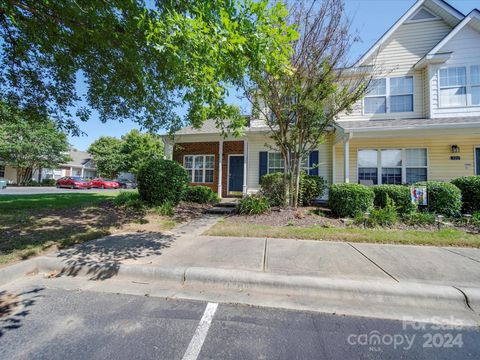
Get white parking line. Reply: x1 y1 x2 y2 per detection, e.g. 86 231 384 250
182 302 218 360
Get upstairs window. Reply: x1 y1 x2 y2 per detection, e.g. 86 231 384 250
439 67 466 107
364 77 414 114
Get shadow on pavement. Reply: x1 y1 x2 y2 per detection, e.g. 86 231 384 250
0 287 44 337
55 232 176 280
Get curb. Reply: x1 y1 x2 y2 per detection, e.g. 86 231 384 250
1 256 478 323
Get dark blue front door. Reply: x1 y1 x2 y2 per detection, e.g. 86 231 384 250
476 148 480 175
228 156 244 192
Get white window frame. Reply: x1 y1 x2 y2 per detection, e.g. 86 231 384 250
363 76 415 115
267 152 310 174
183 155 215 183
438 65 480 108
357 148 428 185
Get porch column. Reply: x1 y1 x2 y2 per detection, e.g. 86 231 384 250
81 167 84 178
343 135 351 183
218 140 223 198
162 137 171 160
243 139 248 196
70 167 73 176
332 143 336 184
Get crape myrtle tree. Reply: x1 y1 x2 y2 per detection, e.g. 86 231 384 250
0 103 71 185
242 0 372 207
0 0 293 136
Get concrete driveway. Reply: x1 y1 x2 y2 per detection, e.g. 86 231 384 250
0 186 126 195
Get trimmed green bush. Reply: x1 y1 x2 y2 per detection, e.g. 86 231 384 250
238 194 271 215
260 172 285 206
415 181 462 217
329 183 374 218
183 185 219 204
299 174 326 206
373 185 416 215
451 176 480 213
137 158 189 205
41 178 56 186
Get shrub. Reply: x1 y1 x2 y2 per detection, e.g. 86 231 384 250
471 211 480 227
260 172 285 206
137 158 189 205
329 183 374 218
154 201 174 216
238 194 271 215
114 191 143 210
360 195 398 227
183 186 219 204
451 176 480 213
415 181 462 217
41 178 56 186
402 211 436 226
299 174 326 206
22 179 40 186
373 185 416 215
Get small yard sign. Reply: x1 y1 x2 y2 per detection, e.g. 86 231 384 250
411 186 427 205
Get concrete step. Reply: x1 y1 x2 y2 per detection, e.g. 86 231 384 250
207 206 237 215
215 202 237 208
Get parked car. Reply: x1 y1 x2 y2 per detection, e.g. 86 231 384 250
56 176 91 189
90 178 119 189
114 178 137 189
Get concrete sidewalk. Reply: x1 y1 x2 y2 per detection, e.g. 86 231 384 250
2 215 480 325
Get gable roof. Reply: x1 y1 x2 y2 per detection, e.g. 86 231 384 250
354 0 464 67
64 150 94 167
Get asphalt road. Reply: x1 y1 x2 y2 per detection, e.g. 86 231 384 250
1 287 479 360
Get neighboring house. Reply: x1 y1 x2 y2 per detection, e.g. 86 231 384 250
0 149 97 184
41 149 97 181
165 0 480 199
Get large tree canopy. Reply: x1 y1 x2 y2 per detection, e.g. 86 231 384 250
0 0 294 135
87 137 124 179
0 107 71 185
120 129 163 176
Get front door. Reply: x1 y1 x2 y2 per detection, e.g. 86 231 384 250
228 155 244 193
476 148 480 175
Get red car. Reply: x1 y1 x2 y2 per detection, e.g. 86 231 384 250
56 176 92 189
90 178 119 189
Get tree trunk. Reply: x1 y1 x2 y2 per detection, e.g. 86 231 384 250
17 167 33 185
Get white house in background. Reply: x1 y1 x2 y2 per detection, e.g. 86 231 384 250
0 149 97 184
164 0 480 199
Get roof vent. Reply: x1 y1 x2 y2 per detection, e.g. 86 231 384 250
408 7 439 22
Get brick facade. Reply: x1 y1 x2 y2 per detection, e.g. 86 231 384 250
173 142 219 193
172 140 244 197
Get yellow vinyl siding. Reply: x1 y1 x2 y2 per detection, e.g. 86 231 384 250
337 19 452 122
334 135 479 183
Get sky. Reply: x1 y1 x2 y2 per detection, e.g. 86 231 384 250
68 0 477 151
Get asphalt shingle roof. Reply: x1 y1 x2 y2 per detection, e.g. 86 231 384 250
336 117 480 131
64 150 93 167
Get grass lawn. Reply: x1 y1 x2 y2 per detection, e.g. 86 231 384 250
0 192 175 265
205 219 480 248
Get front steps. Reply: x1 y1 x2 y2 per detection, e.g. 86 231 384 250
207 199 238 215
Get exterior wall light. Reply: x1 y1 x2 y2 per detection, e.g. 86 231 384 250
451 144 460 153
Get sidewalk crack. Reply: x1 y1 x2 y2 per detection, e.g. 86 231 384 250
262 238 268 272
453 286 475 312
347 243 399 282
442 248 480 264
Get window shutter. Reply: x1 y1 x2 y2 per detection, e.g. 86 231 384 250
259 152 268 181
309 150 319 176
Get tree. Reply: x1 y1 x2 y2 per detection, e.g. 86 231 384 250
242 0 371 207
120 130 163 176
0 0 293 135
0 106 71 185
87 137 124 179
